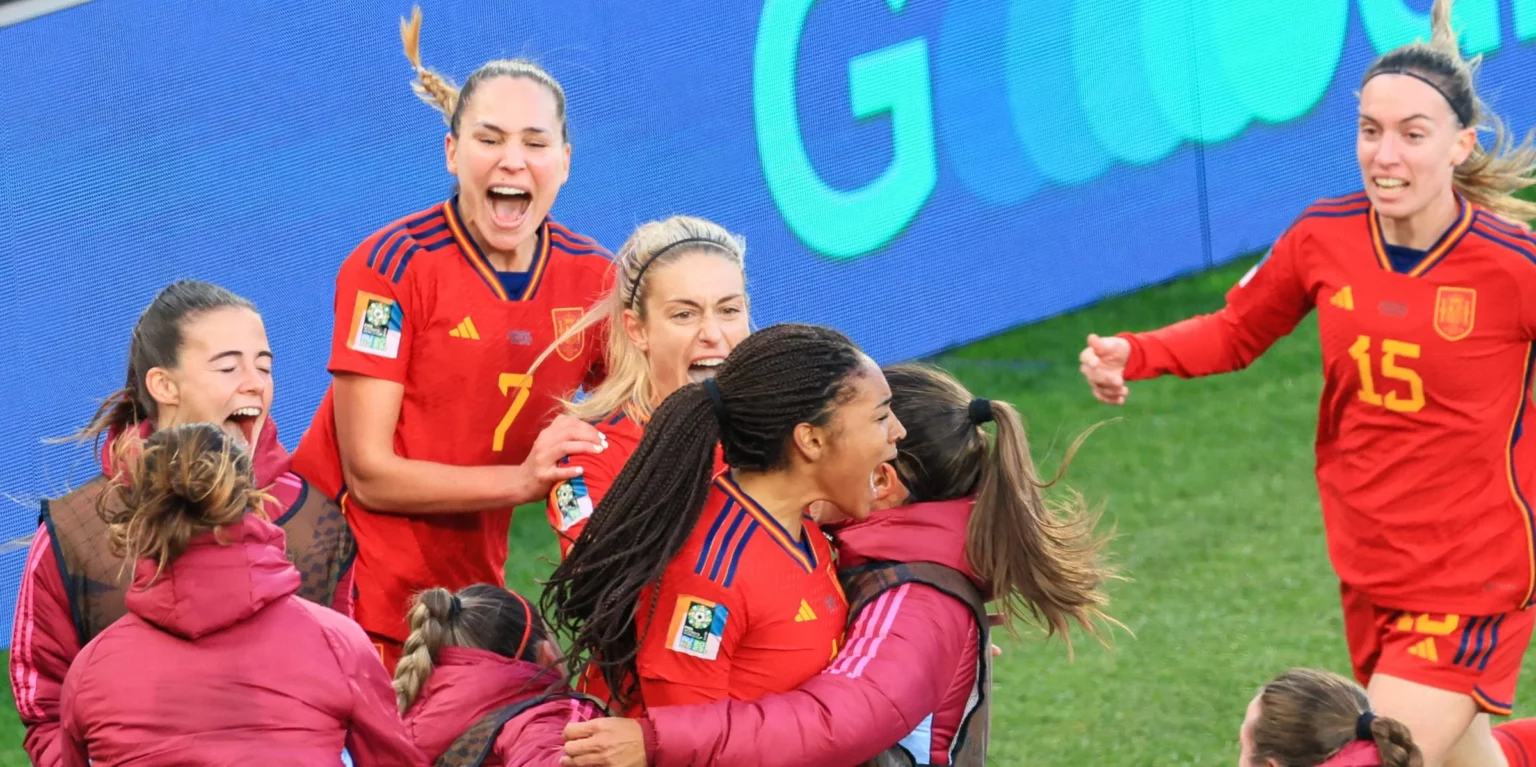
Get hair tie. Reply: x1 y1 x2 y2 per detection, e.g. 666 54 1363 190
628 237 728 308
1355 711 1377 741
448 594 463 619
507 589 535 661
1364 67 1472 126
968 397 994 425
702 378 731 430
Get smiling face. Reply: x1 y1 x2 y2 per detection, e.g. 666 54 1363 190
446 75 571 263
1357 73 1475 224
143 307 272 452
624 250 750 404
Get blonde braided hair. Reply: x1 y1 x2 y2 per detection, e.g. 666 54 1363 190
399 5 459 124
396 5 571 142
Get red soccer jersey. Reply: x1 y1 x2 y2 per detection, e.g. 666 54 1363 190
546 408 728 558
1124 192 1536 615
596 473 847 713
292 198 611 646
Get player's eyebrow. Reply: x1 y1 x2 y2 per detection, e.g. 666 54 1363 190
716 293 745 304
208 350 273 363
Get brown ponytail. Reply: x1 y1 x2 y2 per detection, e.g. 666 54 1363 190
1247 668 1423 767
100 423 267 585
881 363 1119 654
394 584 551 713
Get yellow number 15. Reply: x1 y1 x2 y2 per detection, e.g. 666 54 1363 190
493 373 534 452
1347 335 1424 413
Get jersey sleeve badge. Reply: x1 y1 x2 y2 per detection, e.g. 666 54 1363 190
348 291 404 358
553 477 594 531
667 595 728 660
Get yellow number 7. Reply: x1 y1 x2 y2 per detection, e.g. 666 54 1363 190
493 373 534 452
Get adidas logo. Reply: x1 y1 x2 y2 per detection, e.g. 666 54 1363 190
448 317 480 340
794 599 817 623
1407 637 1438 663
1330 286 1354 311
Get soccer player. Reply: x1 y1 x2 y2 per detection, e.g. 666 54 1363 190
1077 1 1536 762
393 585 603 765
540 215 748 557
10 280 354 767
58 424 422 766
558 363 1117 767
541 324 905 714
1241 669 1421 767
292 8 611 669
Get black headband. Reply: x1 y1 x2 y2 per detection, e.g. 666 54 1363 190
628 238 732 308
968 397 994 425
1364 67 1472 127
1355 711 1377 741
703 378 730 430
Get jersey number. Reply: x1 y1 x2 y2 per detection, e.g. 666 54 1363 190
493 373 534 452
1348 335 1425 413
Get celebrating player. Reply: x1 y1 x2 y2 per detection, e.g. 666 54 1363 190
58 424 421 766
292 7 611 669
1242 669 1421 767
10 280 354 767
542 323 905 713
558 363 1117 767
394 585 604 766
540 215 748 556
1078 1 1536 762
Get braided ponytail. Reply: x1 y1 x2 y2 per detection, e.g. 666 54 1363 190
393 587 457 712
393 584 551 713
399 5 459 124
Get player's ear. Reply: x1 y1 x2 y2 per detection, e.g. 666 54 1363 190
143 366 179 411
534 638 563 667
444 132 458 176
791 421 827 464
870 462 909 510
558 140 572 186
622 307 648 353
1453 125 1476 166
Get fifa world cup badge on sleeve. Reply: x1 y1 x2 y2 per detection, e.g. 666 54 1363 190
667 595 728 661
348 291 404 358
554 478 593 531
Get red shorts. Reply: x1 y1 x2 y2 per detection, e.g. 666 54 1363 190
1341 583 1535 715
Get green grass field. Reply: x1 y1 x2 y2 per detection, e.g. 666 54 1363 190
6 255 1534 764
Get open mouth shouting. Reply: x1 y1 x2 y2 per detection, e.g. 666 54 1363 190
486 185 532 232
223 406 265 451
688 356 725 384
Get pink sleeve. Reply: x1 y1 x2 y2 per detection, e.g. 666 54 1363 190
646 584 973 767
323 618 427 766
56 633 93 767
11 526 81 767
499 697 604 767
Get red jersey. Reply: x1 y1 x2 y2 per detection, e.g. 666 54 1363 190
1123 192 1536 614
589 473 847 713
293 198 611 646
546 408 728 558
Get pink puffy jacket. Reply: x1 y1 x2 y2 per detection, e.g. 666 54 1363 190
58 514 421 766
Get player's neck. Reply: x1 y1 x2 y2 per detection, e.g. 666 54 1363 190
729 470 808 538
463 215 538 272
1378 190 1460 251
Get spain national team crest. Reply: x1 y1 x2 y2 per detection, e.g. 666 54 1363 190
552 307 585 362
1433 286 1477 342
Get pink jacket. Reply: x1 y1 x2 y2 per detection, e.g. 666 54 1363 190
643 499 985 767
404 646 604 766
10 422 355 767
57 514 422 766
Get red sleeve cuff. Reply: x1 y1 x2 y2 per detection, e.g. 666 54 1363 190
1116 331 1151 381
